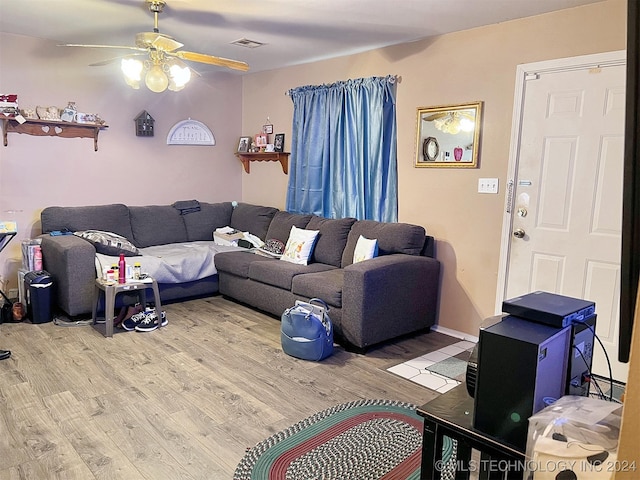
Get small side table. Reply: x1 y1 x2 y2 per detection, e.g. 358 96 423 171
92 278 162 337
417 383 525 480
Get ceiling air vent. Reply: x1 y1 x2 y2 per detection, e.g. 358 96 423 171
231 38 265 49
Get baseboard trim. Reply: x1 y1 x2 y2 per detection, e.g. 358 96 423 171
430 325 478 343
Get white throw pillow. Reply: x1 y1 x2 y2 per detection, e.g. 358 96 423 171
280 226 319 265
353 235 378 263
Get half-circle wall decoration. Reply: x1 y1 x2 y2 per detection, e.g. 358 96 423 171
166 118 215 145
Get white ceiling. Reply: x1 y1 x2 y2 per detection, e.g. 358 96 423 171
0 0 603 75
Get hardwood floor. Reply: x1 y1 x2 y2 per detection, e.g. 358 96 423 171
0 296 459 479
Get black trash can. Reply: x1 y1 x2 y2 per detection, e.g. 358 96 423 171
24 270 53 324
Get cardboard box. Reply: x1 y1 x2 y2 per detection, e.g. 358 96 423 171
214 231 244 246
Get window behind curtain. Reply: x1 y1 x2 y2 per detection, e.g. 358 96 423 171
286 75 398 222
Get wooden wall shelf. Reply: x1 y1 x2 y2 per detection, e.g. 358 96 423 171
235 152 290 174
1 118 109 152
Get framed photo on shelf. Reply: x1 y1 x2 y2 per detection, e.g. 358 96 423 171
255 133 268 147
237 136 251 153
274 133 285 152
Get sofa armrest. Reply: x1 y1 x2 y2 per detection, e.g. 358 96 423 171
342 254 440 348
39 234 97 316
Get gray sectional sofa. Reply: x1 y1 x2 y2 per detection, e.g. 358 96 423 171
39 201 441 350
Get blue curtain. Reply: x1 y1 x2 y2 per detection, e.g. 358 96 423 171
286 75 398 221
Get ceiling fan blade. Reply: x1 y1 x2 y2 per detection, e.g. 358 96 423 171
89 53 147 67
60 43 148 53
423 113 447 121
175 51 249 71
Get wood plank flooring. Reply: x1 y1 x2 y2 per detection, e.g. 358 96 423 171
0 295 459 479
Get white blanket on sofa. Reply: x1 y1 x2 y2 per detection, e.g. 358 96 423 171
95 241 241 283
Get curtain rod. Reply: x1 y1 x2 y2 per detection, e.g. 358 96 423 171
285 74 400 95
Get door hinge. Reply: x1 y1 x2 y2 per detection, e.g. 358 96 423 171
525 73 540 81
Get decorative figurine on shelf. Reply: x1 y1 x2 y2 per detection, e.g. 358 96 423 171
61 101 77 122
36 106 61 120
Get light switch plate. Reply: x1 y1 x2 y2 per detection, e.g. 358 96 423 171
478 178 499 194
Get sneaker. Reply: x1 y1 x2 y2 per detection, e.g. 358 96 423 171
134 309 167 332
121 308 150 331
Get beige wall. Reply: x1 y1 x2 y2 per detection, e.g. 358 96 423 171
0 1 626 334
0 33 244 290
240 0 627 335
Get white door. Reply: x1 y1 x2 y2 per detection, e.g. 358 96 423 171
497 51 628 383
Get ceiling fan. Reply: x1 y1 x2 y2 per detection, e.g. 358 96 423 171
423 111 476 134
60 0 249 92
422 111 475 122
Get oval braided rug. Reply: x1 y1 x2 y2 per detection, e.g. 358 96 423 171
233 399 423 480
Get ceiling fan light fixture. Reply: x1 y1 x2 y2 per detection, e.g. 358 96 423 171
459 117 474 132
145 64 169 93
121 58 143 89
168 63 191 91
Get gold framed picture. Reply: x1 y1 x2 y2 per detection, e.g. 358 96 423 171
415 101 483 168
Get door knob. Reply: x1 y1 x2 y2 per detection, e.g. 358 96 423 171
513 228 525 239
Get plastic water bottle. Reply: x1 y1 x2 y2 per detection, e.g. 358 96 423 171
118 253 126 284
33 246 43 271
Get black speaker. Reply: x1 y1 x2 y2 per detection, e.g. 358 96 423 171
466 314 505 397
566 313 596 396
473 315 571 451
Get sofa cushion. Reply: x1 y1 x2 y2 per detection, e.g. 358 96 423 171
214 250 273 277
341 220 426 267
230 203 278 240
249 260 336 290
307 216 357 267
41 204 134 240
129 205 189 248
182 202 233 241
265 211 312 244
291 269 345 308
74 230 140 257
